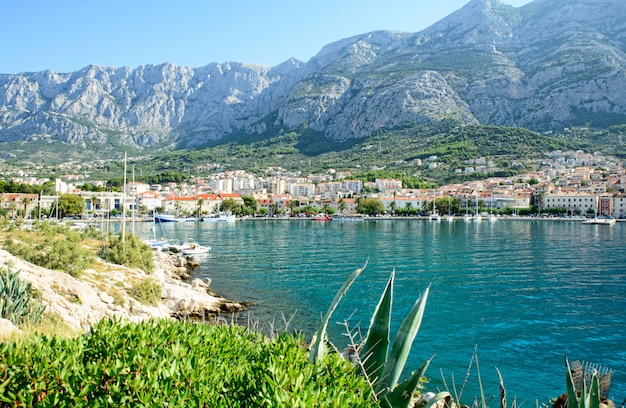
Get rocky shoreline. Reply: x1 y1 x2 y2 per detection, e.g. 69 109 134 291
0 248 249 337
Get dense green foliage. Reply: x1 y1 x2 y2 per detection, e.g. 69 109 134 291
99 233 155 274
58 194 86 218
357 198 386 216
0 318 375 407
0 267 45 328
0 180 55 195
350 170 434 190
120 120 599 188
2 223 96 278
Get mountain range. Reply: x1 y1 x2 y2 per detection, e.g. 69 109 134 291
1 0 625 161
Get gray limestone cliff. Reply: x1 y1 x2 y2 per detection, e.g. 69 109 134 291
1 0 625 154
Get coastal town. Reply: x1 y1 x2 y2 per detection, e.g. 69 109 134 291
2 149 626 220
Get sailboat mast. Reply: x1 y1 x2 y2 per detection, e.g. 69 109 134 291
121 152 127 243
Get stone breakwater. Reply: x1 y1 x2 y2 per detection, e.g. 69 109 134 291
0 249 248 337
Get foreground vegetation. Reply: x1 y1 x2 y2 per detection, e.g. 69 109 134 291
0 247 613 407
0 319 375 407
1 220 154 278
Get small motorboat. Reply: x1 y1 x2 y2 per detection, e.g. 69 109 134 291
182 243 211 255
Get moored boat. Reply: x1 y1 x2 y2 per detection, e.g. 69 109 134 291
582 217 616 225
182 243 211 255
332 214 365 221
154 213 198 223
202 214 236 222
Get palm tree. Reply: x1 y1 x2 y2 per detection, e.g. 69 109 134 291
196 198 204 217
22 196 33 219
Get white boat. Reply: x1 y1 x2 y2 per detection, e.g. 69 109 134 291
488 214 498 222
202 214 236 222
582 217 616 225
144 238 169 250
332 214 365 221
168 241 192 253
428 213 441 221
155 213 198 223
182 243 211 255
474 213 483 222
144 214 169 249
445 196 454 221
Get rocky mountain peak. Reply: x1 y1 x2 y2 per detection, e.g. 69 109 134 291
1 0 626 157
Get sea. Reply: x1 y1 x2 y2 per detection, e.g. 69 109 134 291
129 218 626 405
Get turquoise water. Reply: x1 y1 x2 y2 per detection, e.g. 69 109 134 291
134 219 626 404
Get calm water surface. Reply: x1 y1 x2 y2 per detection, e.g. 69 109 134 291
134 219 626 404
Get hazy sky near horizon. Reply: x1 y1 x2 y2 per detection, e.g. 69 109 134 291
2 0 531 75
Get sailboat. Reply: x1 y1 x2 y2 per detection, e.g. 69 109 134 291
445 195 455 221
488 193 497 222
143 212 169 249
428 191 440 221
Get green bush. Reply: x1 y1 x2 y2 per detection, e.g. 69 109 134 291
0 318 376 407
127 278 162 306
0 267 45 327
100 233 154 273
2 223 95 278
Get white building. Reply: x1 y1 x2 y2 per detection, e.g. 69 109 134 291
290 183 316 198
543 192 597 215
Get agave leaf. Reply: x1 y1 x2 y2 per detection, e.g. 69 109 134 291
588 374 600 408
309 261 367 362
379 355 434 408
361 270 394 389
565 356 579 408
579 378 587 408
381 284 431 390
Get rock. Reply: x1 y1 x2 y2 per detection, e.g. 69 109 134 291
0 318 21 337
191 278 206 291
220 302 247 313
98 291 115 304
0 248 247 333
186 258 200 270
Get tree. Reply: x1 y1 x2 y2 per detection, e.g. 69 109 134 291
356 197 385 216
196 198 204 216
59 194 86 218
338 198 346 214
242 196 258 213
220 198 239 214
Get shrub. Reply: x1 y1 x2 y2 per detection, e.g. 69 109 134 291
0 267 45 327
2 224 94 278
100 233 154 273
127 278 162 306
0 318 376 406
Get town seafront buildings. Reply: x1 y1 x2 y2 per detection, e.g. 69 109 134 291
2 150 626 219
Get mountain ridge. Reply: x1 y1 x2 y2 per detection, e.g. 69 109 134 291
1 0 626 159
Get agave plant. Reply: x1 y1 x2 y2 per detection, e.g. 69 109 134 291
565 356 601 408
0 267 45 327
309 264 450 408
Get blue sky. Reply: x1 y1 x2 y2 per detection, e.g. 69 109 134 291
2 0 531 74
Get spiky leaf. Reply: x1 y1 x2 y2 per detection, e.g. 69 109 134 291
361 270 394 389
381 284 431 390
380 356 434 408
565 356 578 408
309 261 367 362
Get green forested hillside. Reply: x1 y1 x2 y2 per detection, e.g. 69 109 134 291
134 120 593 183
